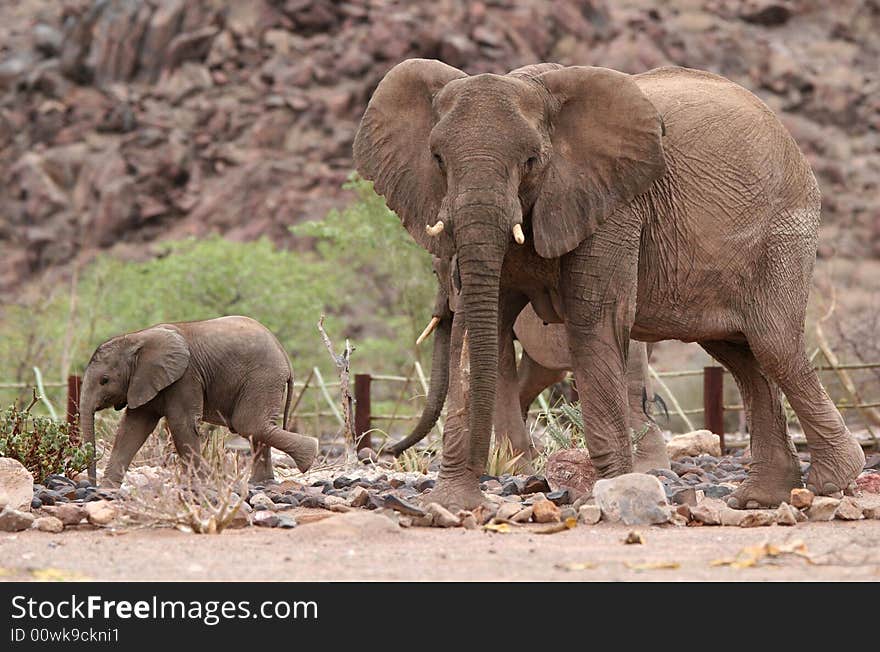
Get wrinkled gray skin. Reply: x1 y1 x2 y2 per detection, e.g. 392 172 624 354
80 316 318 487
393 262 670 473
354 60 865 511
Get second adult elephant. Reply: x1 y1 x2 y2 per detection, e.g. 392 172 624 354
392 301 671 473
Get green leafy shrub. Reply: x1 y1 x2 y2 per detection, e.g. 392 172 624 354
0 395 95 482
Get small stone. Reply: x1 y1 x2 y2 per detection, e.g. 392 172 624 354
33 516 64 533
398 516 413 528
384 494 426 518
496 502 522 521
523 475 551 494
458 511 478 529
0 507 35 532
332 476 355 489
703 485 733 499
690 502 721 525
666 430 721 460
593 473 669 525
42 504 87 526
415 477 435 492
720 506 748 526
546 489 572 506
277 514 297 529
411 513 434 527
671 487 697 506
84 500 116 526
253 510 280 527
0 457 34 511
348 486 370 508
425 502 460 527
31 497 42 509
790 488 814 509
807 497 840 521
532 499 561 523
834 496 863 521
472 503 497 525
511 506 534 523
863 506 880 520
739 511 775 527
357 447 378 464
624 530 645 544
249 492 275 511
775 502 798 526
500 478 525 496
578 504 601 525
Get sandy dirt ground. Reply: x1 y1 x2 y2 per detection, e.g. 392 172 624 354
2 511 879 582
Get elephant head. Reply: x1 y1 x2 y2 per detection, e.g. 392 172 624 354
354 59 666 470
80 326 190 483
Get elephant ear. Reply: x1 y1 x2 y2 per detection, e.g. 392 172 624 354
127 326 191 409
532 66 666 258
353 59 466 256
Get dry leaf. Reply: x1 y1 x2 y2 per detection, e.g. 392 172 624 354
625 561 681 570
624 530 645 544
556 562 597 571
30 568 90 582
483 522 512 534
532 516 577 534
711 540 812 568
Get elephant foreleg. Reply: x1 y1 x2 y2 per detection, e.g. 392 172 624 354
102 409 160 488
249 441 274 484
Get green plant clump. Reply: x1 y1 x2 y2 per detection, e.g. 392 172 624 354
0 395 95 483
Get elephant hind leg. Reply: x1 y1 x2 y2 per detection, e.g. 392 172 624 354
251 425 318 473
747 338 864 496
700 340 801 508
248 441 275 484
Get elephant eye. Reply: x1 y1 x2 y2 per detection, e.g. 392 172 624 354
100 376 109 386
433 152 445 171
525 156 538 171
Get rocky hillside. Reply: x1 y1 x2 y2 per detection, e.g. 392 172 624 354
1 0 878 298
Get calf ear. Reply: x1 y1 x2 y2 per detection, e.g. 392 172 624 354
532 66 666 258
127 327 190 409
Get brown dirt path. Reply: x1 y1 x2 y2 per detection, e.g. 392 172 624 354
2 514 878 582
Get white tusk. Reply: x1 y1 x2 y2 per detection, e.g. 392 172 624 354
512 223 525 245
425 221 445 237
416 316 441 346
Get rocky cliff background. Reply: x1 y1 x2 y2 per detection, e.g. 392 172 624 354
1 0 878 299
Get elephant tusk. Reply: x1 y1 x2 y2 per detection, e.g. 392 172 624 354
512 223 525 245
425 221 445 237
416 316 441 346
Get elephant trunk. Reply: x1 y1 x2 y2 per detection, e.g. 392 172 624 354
456 217 507 471
391 313 452 456
79 374 98 485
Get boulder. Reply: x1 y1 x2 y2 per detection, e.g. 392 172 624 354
544 449 596 499
666 431 721 460
0 458 34 511
593 473 668 526
856 472 880 495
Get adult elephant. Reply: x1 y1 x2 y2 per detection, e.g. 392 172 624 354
393 265 670 473
354 60 864 510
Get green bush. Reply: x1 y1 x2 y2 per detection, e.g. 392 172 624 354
0 396 95 483
0 175 435 419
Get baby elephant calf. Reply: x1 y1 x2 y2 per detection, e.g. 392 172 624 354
79 316 318 487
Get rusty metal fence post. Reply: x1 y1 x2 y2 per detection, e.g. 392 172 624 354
67 375 82 439
703 366 724 452
354 373 371 451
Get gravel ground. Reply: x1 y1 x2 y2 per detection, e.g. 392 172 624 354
2 515 879 582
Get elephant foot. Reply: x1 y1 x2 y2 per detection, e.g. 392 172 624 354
726 462 803 509
805 433 865 497
292 436 319 473
632 424 671 473
419 472 487 512
591 449 634 480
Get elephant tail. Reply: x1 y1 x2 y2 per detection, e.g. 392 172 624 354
282 372 293 431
